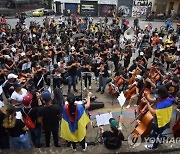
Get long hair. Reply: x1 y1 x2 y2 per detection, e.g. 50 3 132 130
67 93 76 116
3 105 16 129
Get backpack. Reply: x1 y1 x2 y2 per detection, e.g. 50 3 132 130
22 108 35 129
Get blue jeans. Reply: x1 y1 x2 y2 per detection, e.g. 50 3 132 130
30 127 42 148
98 75 108 91
10 132 30 150
68 76 77 91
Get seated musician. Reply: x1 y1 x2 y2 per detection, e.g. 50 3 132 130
126 75 143 109
143 85 174 149
100 118 124 149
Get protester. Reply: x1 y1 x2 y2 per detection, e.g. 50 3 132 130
143 85 174 149
61 92 92 152
3 105 30 149
37 90 61 147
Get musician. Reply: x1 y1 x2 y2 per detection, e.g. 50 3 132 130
82 62 92 90
96 60 109 94
112 48 120 72
144 85 174 149
2 73 18 100
52 64 62 90
100 118 124 149
67 60 79 93
126 75 144 109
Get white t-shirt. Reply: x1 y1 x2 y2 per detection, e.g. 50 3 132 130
11 88 27 102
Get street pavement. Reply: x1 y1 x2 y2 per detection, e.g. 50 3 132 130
1 17 180 153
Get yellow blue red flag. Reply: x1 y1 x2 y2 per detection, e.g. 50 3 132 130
156 96 174 128
60 104 90 142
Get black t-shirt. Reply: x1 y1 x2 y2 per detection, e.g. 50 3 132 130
37 104 61 131
102 131 124 149
0 112 8 137
3 81 15 99
68 62 78 76
7 119 26 137
21 107 40 127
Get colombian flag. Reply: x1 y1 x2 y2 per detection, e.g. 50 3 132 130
156 96 174 128
60 104 90 142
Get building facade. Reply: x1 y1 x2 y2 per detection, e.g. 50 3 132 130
152 0 180 17
53 0 117 16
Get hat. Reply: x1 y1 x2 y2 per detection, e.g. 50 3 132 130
136 75 142 80
22 93 33 106
172 76 179 83
42 90 51 102
13 81 21 87
159 37 163 40
45 46 49 50
140 52 144 56
7 73 18 79
71 46 75 51
109 118 119 129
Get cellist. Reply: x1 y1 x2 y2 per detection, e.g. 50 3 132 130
143 85 174 149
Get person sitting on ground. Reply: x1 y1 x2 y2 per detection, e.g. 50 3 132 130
100 118 124 149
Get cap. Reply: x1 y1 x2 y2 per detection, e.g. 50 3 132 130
136 75 142 80
172 76 179 83
42 90 51 102
14 81 21 87
109 118 119 129
71 46 75 51
7 73 18 79
22 93 33 106
140 52 144 56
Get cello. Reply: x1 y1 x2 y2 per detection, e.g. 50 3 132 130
129 98 154 143
108 76 124 95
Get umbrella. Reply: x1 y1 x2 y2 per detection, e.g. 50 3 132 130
72 33 84 39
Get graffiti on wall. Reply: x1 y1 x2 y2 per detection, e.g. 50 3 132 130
132 0 152 17
118 5 130 17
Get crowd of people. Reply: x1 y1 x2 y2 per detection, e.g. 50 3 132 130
0 13 179 151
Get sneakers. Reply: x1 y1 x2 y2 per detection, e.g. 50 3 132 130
82 143 87 152
101 90 104 94
74 89 78 92
89 86 91 90
126 105 130 109
145 144 156 150
96 89 101 92
84 87 87 91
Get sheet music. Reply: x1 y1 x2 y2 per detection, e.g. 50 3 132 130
117 91 126 107
96 112 113 127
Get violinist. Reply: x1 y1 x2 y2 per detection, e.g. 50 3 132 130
96 60 109 94
67 60 79 93
82 62 92 90
144 85 174 149
52 64 62 90
2 73 18 100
